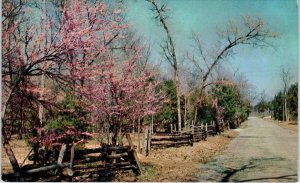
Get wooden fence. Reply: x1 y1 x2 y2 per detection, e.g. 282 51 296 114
202 120 230 136
191 124 207 142
143 130 193 156
206 121 217 136
72 145 141 181
219 120 228 132
3 134 141 181
142 120 235 156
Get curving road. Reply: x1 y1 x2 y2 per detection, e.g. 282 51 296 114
196 117 298 182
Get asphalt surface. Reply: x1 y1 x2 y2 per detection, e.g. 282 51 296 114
196 117 298 182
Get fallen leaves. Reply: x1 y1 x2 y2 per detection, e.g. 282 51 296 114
137 130 239 182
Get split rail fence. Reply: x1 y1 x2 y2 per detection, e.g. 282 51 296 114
143 120 233 156
3 134 141 181
143 130 193 156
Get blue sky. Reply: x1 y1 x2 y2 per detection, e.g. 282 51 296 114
125 0 298 99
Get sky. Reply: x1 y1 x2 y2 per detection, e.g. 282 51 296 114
125 0 298 99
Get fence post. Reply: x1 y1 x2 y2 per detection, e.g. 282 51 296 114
151 114 154 134
143 129 151 156
126 133 142 175
106 127 110 145
190 132 194 146
170 124 173 133
191 124 194 134
205 123 208 131
147 129 151 156
143 131 148 155
58 144 67 165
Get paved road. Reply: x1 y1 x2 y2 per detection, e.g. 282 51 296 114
196 117 298 182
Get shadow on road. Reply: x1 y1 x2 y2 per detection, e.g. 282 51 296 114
201 157 296 182
236 135 268 138
220 161 256 182
239 174 297 182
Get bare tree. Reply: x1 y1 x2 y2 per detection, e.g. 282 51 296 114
188 16 279 120
180 65 195 130
281 66 292 121
147 0 183 131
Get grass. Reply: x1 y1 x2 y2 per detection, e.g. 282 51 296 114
138 164 157 181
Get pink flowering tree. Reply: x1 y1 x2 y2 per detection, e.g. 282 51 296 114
76 48 164 146
57 1 165 146
2 0 151 171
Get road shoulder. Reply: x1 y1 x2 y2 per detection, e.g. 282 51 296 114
134 129 240 182
263 118 298 133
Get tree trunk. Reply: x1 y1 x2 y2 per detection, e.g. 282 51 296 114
194 107 198 124
175 71 182 131
149 0 181 131
2 87 14 120
285 97 288 122
39 0 47 127
2 95 21 174
151 114 154 134
137 117 141 153
187 97 191 129
184 94 187 130
19 97 24 139
112 122 120 146
282 98 285 121
2 137 20 174
132 118 136 139
38 73 45 126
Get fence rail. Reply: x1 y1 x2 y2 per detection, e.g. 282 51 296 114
143 120 236 156
192 125 207 142
3 135 141 181
143 130 193 156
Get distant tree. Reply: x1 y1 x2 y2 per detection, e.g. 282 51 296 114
280 66 292 121
212 84 238 124
254 101 270 113
271 92 284 120
196 104 215 124
155 80 178 130
287 83 298 120
254 90 270 114
212 82 250 128
237 101 251 121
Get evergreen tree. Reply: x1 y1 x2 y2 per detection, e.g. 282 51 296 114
213 85 239 122
287 83 298 120
271 92 284 120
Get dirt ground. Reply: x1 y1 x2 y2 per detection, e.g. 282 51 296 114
2 128 239 182
1 137 32 174
135 130 239 182
264 118 298 133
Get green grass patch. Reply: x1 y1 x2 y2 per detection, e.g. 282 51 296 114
138 164 157 181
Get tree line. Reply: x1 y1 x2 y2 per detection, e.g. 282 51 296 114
255 83 298 121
